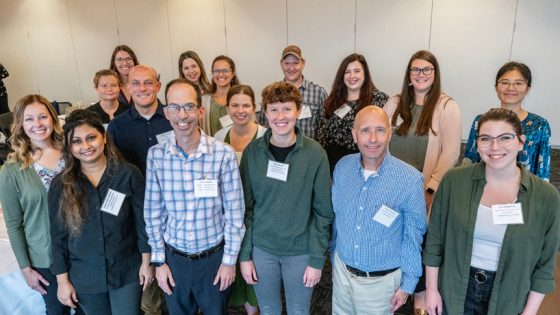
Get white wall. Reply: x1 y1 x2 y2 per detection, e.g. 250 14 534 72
0 0 558 144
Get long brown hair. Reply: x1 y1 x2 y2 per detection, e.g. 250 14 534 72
109 45 139 84
178 51 212 93
392 50 442 136
7 95 63 168
210 55 240 93
324 53 378 118
59 109 122 236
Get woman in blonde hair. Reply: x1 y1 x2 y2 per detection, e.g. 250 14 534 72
0 94 68 314
48 109 151 314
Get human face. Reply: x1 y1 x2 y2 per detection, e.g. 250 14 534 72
128 67 161 109
70 124 106 165
265 101 300 138
164 83 202 139
281 55 305 84
95 75 120 102
114 51 134 76
227 94 255 126
23 102 54 146
344 61 365 93
477 120 523 171
212 60 234 88
495 70 529 107
182 58 201 83
409 59 435 95
352 108 391 171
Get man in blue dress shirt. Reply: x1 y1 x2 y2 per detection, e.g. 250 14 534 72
331 106 427 314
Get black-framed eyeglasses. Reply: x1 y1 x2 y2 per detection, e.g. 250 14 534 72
166 103 198 114
410 67 434 75
476 133 516 148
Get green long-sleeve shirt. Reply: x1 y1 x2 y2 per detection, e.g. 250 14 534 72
238 128 333 269
0 162 53 269
424 163 560 315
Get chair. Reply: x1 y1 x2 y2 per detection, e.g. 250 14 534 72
0 112 13 165
51 101 72 115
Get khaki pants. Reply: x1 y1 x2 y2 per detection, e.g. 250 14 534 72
141 281 166 315
332 253 401 315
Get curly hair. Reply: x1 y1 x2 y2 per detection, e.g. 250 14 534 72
261 81 302 111
7 94 63 168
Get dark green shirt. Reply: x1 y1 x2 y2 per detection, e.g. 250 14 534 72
238 128 333 269
424 163 560 315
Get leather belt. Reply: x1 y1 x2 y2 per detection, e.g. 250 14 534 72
346 265 398 277
166 240 224 260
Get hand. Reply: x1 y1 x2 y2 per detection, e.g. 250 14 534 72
240 261 258 284
213 264 236 291
21 267 49 295
138 262 155 292
155 264 175 295
57 278 78 308
303 266 322 288
389 288 409 313
425 288 443 315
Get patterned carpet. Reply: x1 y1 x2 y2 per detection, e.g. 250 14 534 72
227 258 413 314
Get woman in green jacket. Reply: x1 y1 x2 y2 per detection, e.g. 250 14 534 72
424 108 560 315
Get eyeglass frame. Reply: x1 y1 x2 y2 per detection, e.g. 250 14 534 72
496 80 527 89
115 57 133 63
476 132 518 148
211 68 232 75
165 103 200 114
409 67 434 75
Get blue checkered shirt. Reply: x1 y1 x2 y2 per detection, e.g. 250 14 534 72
332 153 427 293
144 131 245 265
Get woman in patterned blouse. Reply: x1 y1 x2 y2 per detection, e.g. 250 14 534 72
463 62 551 181
316 53 388 174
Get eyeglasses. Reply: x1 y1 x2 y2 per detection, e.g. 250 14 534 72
115 57 133 63
166 103 198 114
211 68 232 75
410 67 434 75
476 133 516 147
497 80 527 89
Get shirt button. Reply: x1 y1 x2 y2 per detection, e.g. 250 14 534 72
362 187 367 191
359 206 363 210
357 226 361 230
149 137 152 141
355 245 359 248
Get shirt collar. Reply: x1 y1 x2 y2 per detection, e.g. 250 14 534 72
472 162 530 192
130 100 165 120
167 130 213 159
355 152 392 179
260 126 304 152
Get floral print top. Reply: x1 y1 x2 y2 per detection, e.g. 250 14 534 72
33 158 65 190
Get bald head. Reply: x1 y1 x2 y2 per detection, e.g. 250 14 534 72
129 64 158 83
352 105 391 171
354 105 390 129
128 64 161 112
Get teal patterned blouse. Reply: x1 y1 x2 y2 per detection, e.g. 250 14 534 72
464 112 551 181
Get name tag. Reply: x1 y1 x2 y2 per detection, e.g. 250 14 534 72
298 105 312 120
492 203 524 225
373 204 399 227
100 189 126 216
266 160 289 182
219 114 234 128
156 130 175 144
334 104 352 119
194 179 219 198
103 123 108 130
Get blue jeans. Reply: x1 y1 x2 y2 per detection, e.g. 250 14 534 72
252 246 313 315
464 267 495 315
78 281 142 315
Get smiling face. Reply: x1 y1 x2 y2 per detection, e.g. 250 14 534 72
95 75 120 103
495 69 530 107
23 102 54 146
343 60 365 93
409 58 435 95
164 83 203 139
265 101 300 138
352 106 391 171
227 93 255 127
128 66 161 109
477 120 524 172
182 57 201 84
212 59 234 88
70 124 106 165
281 55 305 84
114 50 135 76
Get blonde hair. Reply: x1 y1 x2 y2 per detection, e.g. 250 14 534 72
8 95 63 168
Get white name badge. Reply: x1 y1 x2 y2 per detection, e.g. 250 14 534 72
298 105 312 120
194 179 219 198
219 114 234 128
100 189 126 216
334 104 352 119
156 130 175 144
266 160 289 182
103 123 108 130
373 204 399 227
492 203 524 225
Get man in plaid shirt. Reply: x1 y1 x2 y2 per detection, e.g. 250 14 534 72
144 78 245 314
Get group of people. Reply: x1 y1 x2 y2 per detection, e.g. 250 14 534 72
0 43 557 315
